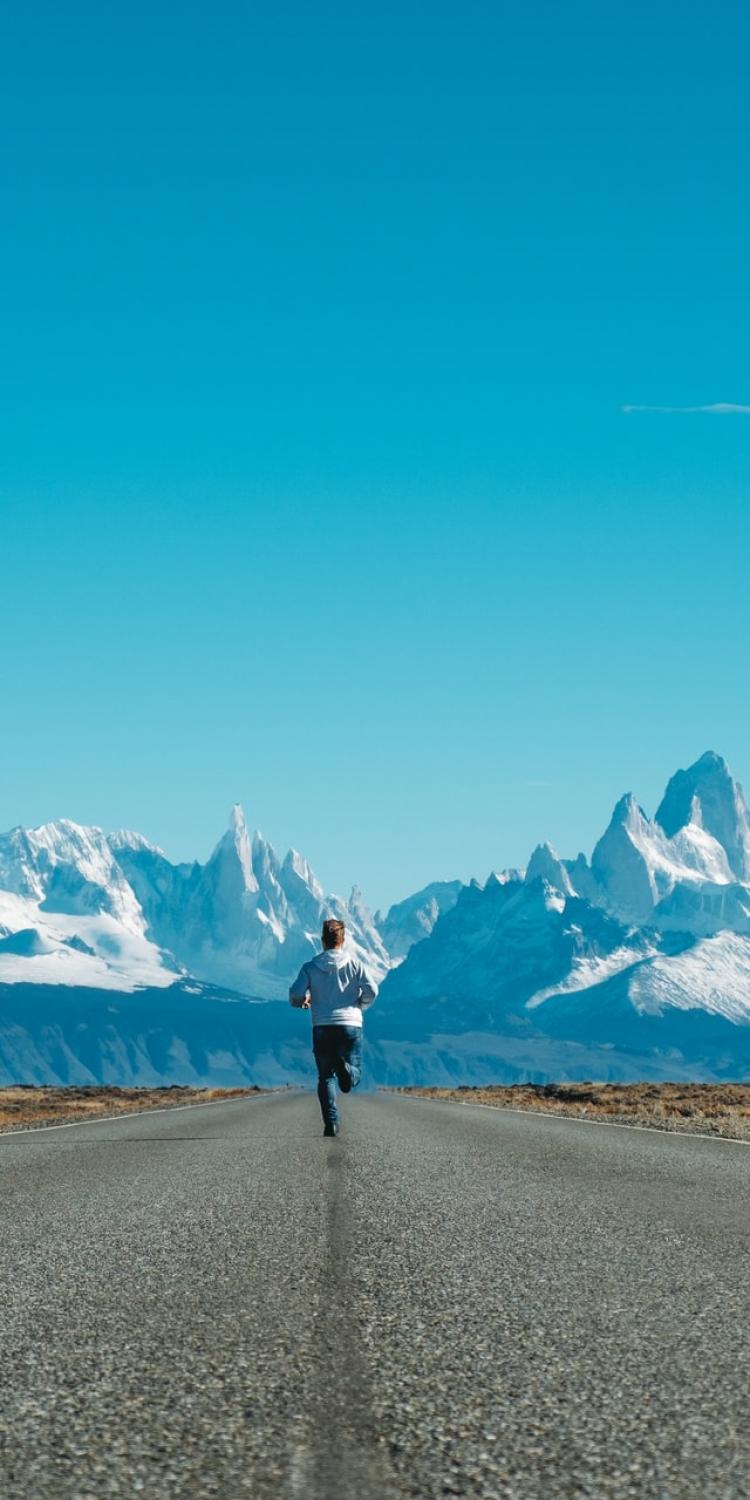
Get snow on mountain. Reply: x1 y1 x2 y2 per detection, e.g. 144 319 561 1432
0 820 145 932
525 943 660 1009
589 793 734 923
110 805 390 1001
371 750 750 1083
347 884 392 964
2 749 750 1086
525 843 575 896
653 878 750 937
374 872 644 1031
655 750 750 882
0 891 179 991
375 880 463 960
0 821 178 995
0 806 390 1002
108 830 166 857
627 932 750 1023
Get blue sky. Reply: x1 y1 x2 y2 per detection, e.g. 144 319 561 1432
1 0 749 911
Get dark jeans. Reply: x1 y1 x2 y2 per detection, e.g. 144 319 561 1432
312 1024 363 1127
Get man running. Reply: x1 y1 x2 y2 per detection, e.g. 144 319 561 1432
289 917 378 1136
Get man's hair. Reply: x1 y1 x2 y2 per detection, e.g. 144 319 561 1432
322 918 346 950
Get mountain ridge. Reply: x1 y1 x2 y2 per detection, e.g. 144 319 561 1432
1 749 750 1085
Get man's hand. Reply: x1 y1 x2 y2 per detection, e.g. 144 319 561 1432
291 993 311 1009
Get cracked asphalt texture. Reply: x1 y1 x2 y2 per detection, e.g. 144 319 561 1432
1 1089 749 1499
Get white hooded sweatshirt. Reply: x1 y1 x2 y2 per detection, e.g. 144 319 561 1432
289 947 378 1028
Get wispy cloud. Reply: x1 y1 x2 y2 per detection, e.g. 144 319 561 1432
622 402 750 415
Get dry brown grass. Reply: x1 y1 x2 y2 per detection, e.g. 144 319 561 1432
389 1082 750 1141
0 1085 273 1133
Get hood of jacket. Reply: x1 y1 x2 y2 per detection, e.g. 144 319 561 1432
310 947 350 972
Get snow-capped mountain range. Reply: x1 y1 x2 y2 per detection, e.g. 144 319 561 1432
0 805 389 1000
2 750 750 1086
371 751 750 1083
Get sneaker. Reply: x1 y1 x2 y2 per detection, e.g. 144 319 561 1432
323 1122 339 1137
336 1061 353 1094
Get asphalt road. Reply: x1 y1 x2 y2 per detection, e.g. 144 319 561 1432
1 1090 749 1500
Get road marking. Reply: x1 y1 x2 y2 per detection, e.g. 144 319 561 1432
0 1090 287 1139
286 1443 313 1498
393 1092 750 1146
304 1136 401 1500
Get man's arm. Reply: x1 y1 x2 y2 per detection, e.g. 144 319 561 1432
289 963 311 1009
358 963 378 1009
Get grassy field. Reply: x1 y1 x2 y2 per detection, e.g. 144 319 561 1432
0 1085 272 1133
389 1082 750 1141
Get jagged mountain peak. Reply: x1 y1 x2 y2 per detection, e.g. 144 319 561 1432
0 816 145 933
250 829 281 886
251 828 276 858
229 801 246 829
525 842 575 895
532 839 556 857
108 829 165 856
609 792 649 829
207 805 258 894
2 816 123 870
655 750 750 881
13 816 106 848
375 877 463 960
592 795 664 921
282 846 324 899
283 845 312 876
694 749 730 773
